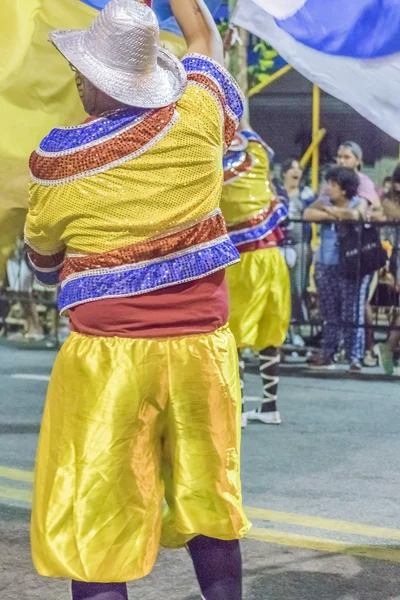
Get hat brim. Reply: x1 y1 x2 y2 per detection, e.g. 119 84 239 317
50 29 187 109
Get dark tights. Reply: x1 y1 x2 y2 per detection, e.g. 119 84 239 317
71 581 128 600
71 536 242 600
188 536 242 600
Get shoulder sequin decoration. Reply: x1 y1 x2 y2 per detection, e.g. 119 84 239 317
30 105 178 186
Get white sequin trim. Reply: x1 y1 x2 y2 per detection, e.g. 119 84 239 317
56 108 127 131
24 235 65 257
230 217 270 237
62 234 231 285
31 110 180 186
36 110 153 158
229 132 249 152
59 257 239 316
27 256 64 273
226 104 240 126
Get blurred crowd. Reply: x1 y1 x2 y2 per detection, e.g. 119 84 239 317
273 141 400 375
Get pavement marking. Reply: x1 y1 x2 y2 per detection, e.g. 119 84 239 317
0 485 32 504
0 466 34 483
248 527 400 563
3 468 400 548
10 374 50 382
246 507 400 541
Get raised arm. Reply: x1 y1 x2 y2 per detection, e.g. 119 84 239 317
170 0 223 64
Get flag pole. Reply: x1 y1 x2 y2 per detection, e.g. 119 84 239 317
312 84 320 192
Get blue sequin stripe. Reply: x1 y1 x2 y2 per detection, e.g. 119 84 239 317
229 204 288 247
182 54 244 122
223 150 247 171
40 107 149 153
241 130 263 144
58 239 240 314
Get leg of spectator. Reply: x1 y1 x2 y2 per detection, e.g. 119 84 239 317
388 315 400 353
315 265 341 361
341 276 357 365
365 302 375 356
23 293 44 339
354 275 372 364
341 275 366 367
365 272 379 357
344 275 371 366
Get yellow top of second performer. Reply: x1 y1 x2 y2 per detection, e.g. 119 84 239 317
221 135 273 226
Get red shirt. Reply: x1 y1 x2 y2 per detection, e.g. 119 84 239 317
70 271 228 338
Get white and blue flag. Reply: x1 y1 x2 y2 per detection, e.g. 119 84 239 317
233 0 400 140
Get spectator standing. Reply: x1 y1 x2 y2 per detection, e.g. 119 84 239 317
322 142 383 365
305 167 369 371
279 159 315 345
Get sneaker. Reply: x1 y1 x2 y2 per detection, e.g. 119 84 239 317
363 350 378 368
307 355 335 370
241 412 248 429
247 410 282 425
375 343 394 376
349 361 362 374
292 334 306 348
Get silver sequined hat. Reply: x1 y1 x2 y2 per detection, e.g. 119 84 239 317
50 0 187 109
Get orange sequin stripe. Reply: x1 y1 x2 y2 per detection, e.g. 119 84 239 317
227 199 280 232
61 212 227 280
30 105 175 182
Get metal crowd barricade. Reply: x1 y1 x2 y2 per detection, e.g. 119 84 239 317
282 218 400 353
0 248 60 347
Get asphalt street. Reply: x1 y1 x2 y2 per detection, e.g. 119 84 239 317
1 344 400 600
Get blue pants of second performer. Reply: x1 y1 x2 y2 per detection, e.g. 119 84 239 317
315 264 371 363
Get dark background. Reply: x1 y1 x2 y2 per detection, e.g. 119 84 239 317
249 69 398 167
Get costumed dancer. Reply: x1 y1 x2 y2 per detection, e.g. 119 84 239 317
221 120 290 428
25 1 251 599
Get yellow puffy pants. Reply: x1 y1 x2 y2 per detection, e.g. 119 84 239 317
226 247 291 350
31 326 250 583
